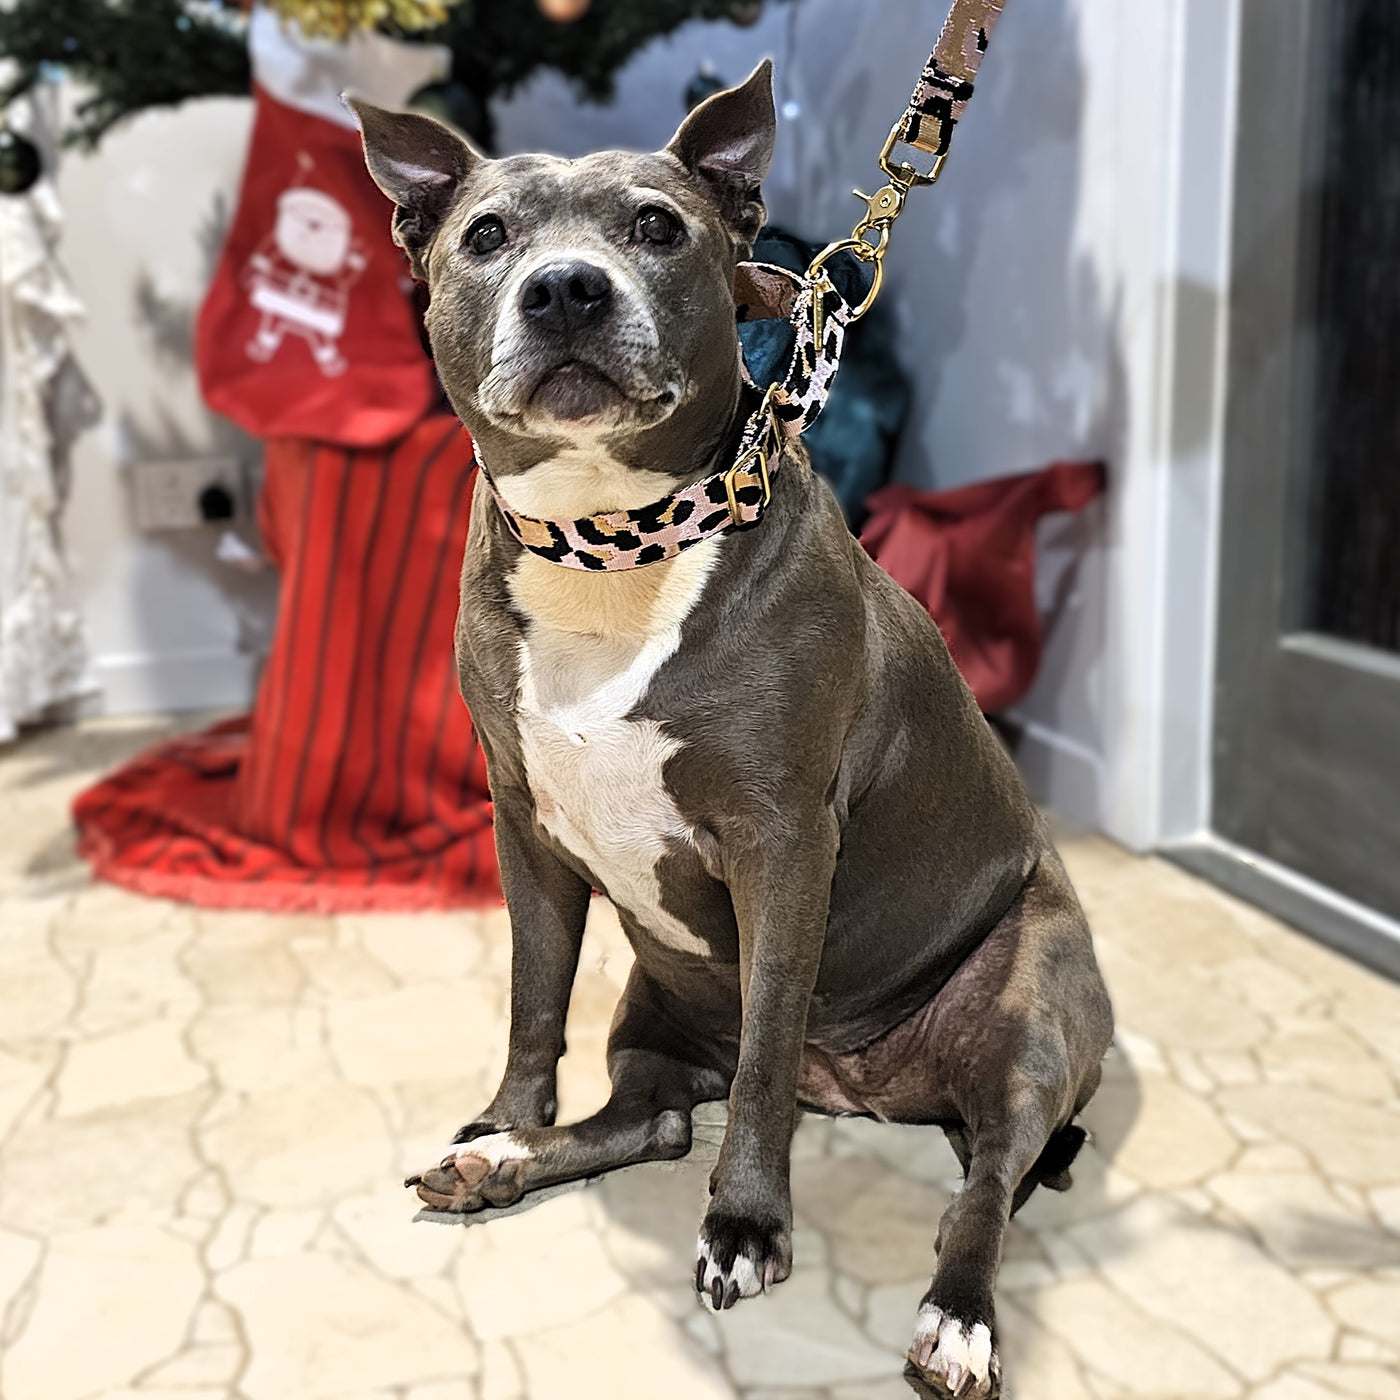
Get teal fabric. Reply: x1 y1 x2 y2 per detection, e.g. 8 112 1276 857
738 228 910 529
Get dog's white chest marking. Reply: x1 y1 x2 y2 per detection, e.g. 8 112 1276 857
508 520 717 958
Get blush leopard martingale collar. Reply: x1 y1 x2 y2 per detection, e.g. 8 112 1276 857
476 0 1006 574
475 265 851 573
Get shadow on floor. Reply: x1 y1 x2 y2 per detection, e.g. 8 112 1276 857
418 1041 1145 1397
4 712 219 789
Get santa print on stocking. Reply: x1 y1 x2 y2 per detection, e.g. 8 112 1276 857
196 81 438 447
243 155 368 378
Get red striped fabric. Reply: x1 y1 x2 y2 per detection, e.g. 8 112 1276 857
73 412 500 912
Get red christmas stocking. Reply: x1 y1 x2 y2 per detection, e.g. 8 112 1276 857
195 81 438 447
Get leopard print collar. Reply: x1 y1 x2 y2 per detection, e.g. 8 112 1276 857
478 263 853 572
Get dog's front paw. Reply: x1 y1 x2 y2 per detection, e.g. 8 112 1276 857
906 1303 1000 1399
694 1210 792 1311
406 1132 534 1213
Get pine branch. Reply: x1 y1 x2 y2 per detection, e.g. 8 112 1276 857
0 0 249 149
0 0 789 148
423 0 784 105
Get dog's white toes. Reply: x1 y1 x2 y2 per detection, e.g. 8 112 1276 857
694 1235 766 1310
407 1132 535 1210
908 1305 996 1398
693 1209 793 1311
441 1132 533 1169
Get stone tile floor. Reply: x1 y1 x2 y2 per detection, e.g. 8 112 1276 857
2 715 1399 1400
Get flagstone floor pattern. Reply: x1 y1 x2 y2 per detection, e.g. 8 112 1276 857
2 715 1399 1400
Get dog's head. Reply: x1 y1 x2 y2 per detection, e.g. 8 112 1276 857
349 63 775 479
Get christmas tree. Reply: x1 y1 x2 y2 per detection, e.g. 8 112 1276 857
0 0 786 150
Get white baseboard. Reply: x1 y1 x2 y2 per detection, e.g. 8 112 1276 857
1003 713 1108 836
91 649 261 715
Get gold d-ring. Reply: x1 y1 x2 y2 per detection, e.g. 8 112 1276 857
805 237 885 322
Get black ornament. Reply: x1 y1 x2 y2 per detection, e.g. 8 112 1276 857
409 79 493 150
685 65 726 113
0 125 42 196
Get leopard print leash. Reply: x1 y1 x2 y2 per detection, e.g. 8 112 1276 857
479 0 1006 574
900 0 1007 163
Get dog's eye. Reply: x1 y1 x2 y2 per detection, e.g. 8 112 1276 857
465 215 507 256
634 206 681 247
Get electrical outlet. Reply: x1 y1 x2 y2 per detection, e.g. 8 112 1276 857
130 458 243 532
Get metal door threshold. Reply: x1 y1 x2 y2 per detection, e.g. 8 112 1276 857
1162 833 1400 983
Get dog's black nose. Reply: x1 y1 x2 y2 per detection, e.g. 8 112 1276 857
519 262 613 332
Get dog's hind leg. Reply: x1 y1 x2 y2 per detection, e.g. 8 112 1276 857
904 852 1112 1399
409 968 728 1213
909 1093 1060 1398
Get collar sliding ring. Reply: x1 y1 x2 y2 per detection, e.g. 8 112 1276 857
722 386 780 526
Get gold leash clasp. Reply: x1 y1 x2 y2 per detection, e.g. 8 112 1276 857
802 116 947 325
878 118 948 189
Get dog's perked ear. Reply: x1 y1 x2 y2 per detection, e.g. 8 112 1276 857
344 95 482 277
666 58 776 258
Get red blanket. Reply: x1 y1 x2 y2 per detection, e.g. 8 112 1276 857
861 461 1105 713
73 413 498 911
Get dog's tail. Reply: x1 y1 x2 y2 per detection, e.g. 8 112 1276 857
1029 1122 1088 1193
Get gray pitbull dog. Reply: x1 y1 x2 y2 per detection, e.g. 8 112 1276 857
352 61 1112 1399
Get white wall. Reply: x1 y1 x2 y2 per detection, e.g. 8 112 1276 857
50 0 1237 849
58 96 277 714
